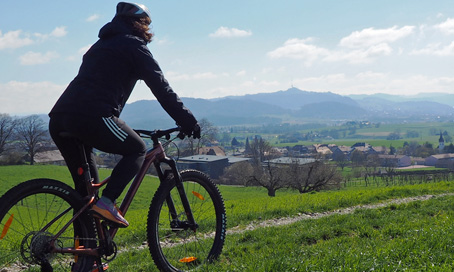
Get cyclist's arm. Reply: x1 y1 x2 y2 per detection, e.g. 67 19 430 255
135 45 197 128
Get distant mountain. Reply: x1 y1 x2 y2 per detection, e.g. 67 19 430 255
352 95 454 118
120 88 454 128
224 87 358 110
349 93 454 107
121 97 288 128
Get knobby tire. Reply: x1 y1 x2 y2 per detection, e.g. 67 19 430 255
0 179 96 272
147 170 226 272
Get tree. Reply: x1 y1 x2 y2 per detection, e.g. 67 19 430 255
246 137 285 196
350 149 365 167
248 160 288 197
219 161 253 185
15 115 48 165
287 159 341 194
332 151 349 170
0 114 17 156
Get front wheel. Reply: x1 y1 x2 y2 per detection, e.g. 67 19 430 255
147 170 226 272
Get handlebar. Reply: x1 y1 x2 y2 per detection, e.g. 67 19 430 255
135 127 181 141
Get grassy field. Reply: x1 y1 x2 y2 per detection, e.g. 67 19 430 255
272 121 454 148
2 165 454 271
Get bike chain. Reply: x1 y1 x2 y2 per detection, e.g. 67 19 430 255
52 236 118 262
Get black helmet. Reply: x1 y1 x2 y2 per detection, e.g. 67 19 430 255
116 2 151 19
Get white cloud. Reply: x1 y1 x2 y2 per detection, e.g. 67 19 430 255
268 37 392 65
236 70 246 76
19 51 59 65
0 30 33 50
193 72 218 80
209 27 252 38
86 14 100 22
0 27 67 51
339 25 415 48
78 44 92 54
410 41 454 56
325 43 393 64
292 73 454 96
267 38 329 66
435 18 454 35
34 26 68 41
0 81 66 114
167 71 225 81
50 26 67 37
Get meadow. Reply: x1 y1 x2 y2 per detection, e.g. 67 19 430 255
1 165 454 271
269 121 454 148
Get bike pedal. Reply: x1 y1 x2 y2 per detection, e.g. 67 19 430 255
91 262 109 272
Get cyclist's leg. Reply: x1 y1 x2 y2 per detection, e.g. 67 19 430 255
85 116 146 201
49 114 99 197
51 114 145 203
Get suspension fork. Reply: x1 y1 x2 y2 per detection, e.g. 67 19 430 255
155 158 198 231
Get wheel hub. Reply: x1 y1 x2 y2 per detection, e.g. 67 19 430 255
21 231 54 265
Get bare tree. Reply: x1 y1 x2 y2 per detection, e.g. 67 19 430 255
248 161 288 197
363 154 380 186
332 151 349 170
249 136 273 162
15 115 48 165
219 161 253 185
287 160 342 194
246 137 286 196
0 114 17 155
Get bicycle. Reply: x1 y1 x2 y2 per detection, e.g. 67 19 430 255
0 127 227 272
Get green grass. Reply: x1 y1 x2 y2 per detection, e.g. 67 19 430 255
2 165 454 271
273 121 454 148
110 194 454 271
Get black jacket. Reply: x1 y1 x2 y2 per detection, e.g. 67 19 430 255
50 17 197 129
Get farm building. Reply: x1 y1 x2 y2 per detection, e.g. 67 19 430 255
425 153 454 167
177 155 250 179
378 154 412 167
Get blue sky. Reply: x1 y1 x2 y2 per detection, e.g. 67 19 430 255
1 0 454 115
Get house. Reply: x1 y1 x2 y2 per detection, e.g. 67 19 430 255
264 157 316 166
313 144 332 157
411 157 426 166
331 145 351 160
378 154 412 167
425 153 454 167
289 145 311 156
198 146 226 156
371 146 387 154
177 155 250 179
33 150 65 165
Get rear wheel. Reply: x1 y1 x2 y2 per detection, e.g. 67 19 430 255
0 179 96 272
147 170 226 271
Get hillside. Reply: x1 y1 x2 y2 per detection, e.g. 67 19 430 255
121 88 454 128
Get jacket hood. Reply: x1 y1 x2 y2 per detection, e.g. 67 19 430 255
98 17 133 39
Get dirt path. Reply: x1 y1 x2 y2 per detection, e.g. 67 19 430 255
227 193 454 234
124 193 454 253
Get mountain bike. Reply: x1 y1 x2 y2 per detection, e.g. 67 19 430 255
0 127 226 272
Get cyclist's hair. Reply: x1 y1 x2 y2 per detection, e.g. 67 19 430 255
124 16 153 43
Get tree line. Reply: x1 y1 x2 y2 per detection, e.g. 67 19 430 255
219 137 342 196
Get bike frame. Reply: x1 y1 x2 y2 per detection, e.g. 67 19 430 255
48 132 197 258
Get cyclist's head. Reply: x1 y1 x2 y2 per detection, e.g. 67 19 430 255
115 2 151 21
115 2 153 43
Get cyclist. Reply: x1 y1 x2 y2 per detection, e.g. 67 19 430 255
49 2 200 228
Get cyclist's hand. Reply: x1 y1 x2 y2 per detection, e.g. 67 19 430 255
179 123 201 139
192 123 201 139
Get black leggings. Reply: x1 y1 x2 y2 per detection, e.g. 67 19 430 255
49 113 146 201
